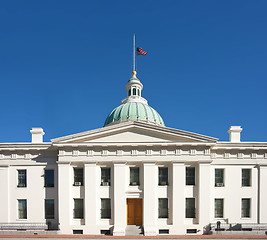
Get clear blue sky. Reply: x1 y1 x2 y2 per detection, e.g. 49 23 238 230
1 0 266 142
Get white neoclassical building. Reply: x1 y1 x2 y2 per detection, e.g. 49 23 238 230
0 71 267 236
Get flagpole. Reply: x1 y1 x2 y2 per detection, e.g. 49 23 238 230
133 33 136 71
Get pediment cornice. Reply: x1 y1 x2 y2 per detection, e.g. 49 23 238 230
51 121 218 145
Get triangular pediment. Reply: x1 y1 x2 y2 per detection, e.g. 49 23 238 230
51 121 218 145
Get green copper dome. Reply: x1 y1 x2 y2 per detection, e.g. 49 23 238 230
104 102 165 127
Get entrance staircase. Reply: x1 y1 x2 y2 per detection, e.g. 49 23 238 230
125 225 143 236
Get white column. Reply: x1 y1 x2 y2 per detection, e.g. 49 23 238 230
259 164 267 223
198 161 211 230
143 162 157 236
113 163 126 236
84 163 98 234
0 166 9 222
58 162 72 234
172 162 185 234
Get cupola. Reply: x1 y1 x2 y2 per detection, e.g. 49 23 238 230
104 71 165 127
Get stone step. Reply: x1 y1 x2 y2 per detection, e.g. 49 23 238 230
125 225 143 236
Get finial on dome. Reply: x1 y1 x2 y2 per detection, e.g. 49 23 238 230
132 71 137 77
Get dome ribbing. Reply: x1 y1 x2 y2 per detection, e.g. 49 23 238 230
104 102 164 127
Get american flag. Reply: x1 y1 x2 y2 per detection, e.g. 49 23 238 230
136 47 147 55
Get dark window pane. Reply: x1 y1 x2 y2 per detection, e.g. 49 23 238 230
73 199 83 219
159 167 168 185
215 169 224 187
215 199 224 218
130 167 139 185
158 198 168 218
18 170 27 187
242 169 251 187
186 167 195 185
18 199 27 219
128 89 131 96
242 198 250 218
45 199 54 219
74 168 83 186
133 88 136 95
186 198 195 218
45 170 54 187
101 168 111 186
101 199 111 219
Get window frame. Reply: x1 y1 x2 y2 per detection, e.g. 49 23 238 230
215 169 224 187
18 199 27 219
17 169 27 188
73 167 84 186
241 198 251 218
186 167 195 186
214 198 224 218
101 167 111 186
242 169 251 187
44 169 54 188
186 198 196 218
73 199 84 219
158 167 168 186
158 198 169 218
101 198 111 219
129 167 140 186
45 199 55 219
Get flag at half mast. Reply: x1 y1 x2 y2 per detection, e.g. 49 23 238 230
136 47 147 55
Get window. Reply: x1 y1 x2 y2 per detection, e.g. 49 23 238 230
101 198 111 219
137 89 140 96
242 198 251 218
186 198 195 218
73 168 83 186
73 199 84 219
45 170 54 187
133 88 136 95
214 199 224 218
215 169 224 187
158 167 168 185
130 167 139 186
18 170 27 187
45 199 54 219
101 168 111 186
242 169 251 187
128 89 131 96
158 198 168 218
18 199 27 219
186 167 195 185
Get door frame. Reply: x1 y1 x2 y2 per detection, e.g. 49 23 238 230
126 198 143 225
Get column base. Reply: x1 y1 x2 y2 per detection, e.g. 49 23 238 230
113 226 125 236
144 226 157 236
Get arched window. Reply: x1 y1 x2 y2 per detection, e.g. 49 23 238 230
133 88 136 95
138 89 140 96
128 89 131 96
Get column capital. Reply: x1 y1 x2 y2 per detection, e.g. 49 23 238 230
113 161 127 165
198 159 212 164
258 163 267 167
56 161 70 165
172 160 185 164
143 161 156 165
84 161 97 165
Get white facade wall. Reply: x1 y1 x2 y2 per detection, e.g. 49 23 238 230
0 123 267 235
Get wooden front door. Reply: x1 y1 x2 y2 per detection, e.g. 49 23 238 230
127 198 143 225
